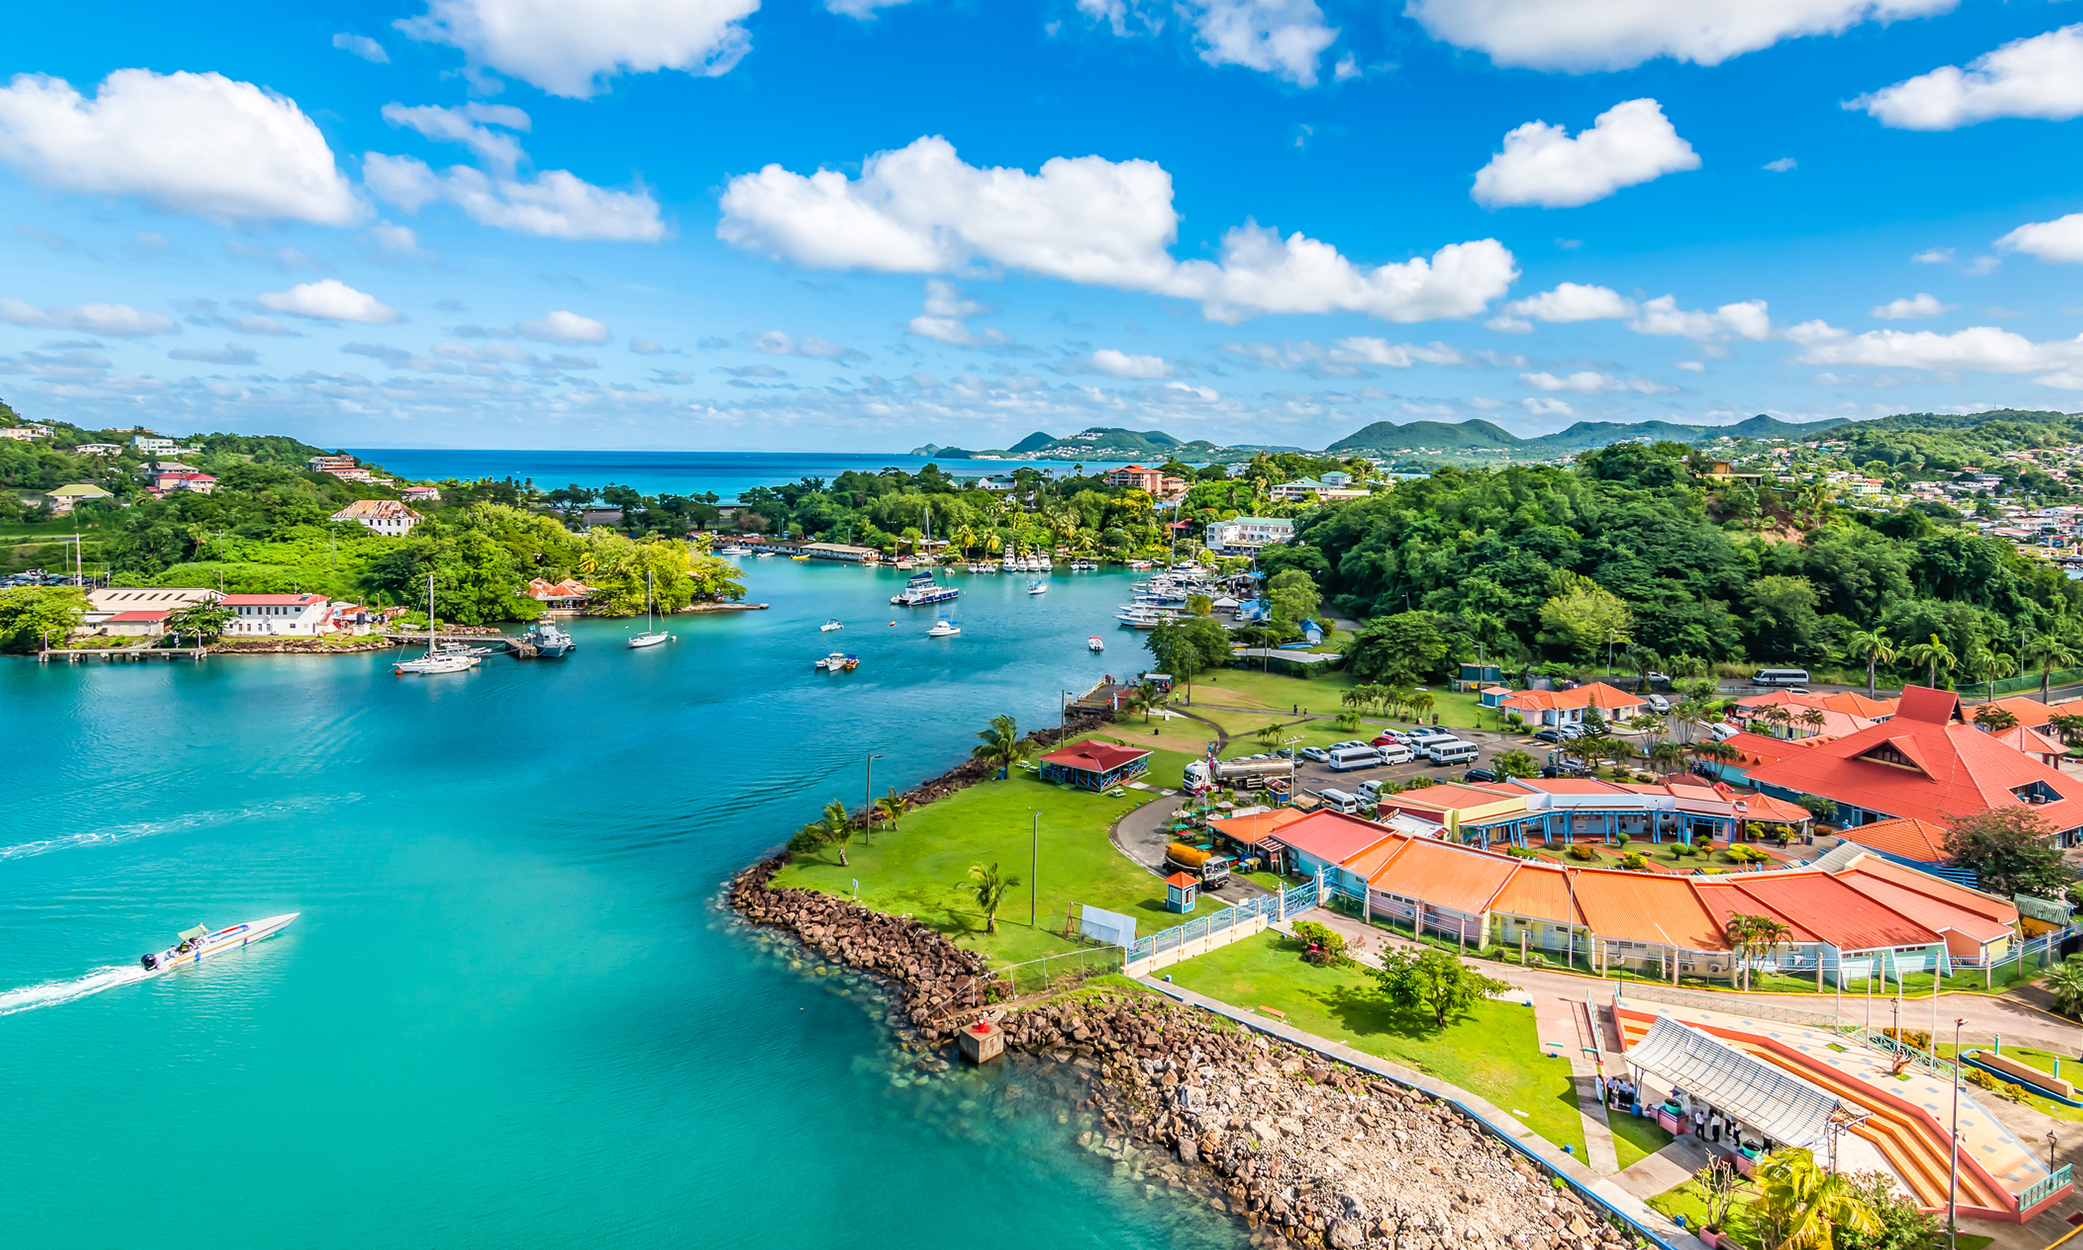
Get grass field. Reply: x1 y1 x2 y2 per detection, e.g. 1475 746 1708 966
1161 930 1587 1156
771 737 1199 965
1609 1113 1675 1171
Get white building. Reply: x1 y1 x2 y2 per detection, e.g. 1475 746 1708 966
75 443 122 455
331 498 423 536
219 593 334 636
1 425 53 440
1206 515 1296 552
132 435 178 452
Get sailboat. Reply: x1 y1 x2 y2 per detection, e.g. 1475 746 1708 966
1027 579 1049 596
394 573 479 674
627 569 671 649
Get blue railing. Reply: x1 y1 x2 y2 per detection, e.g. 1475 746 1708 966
2019 1164 2072 1213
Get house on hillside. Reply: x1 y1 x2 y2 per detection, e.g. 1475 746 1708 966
1205 516 1295 552
330 499 422 536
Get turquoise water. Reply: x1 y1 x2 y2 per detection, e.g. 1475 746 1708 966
343 449 1141 501
0 562 1239 1250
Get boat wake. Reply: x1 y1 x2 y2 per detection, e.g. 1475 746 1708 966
0 964 150 1016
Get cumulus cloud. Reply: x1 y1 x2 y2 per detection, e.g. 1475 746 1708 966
718 136 1516 324
1763 157 1797 172
381 102 531 172
0 69 359 225
1491 282 1635 333
395 0 758 98
1075 0 1339 86
1675 360 1708 373
1790 322 2083 387
517 310 609 344
169 343 259 365
178 298 296 336
746 330 865 362
333 33 390 63
1405 0 1954 72
1081 349 1173 379
1473 99 1698 209
1871 293 1950 320
257 279 402 324
629 337 663 354
905 280 1011 347
0 298 179 336
1849 24 2083 129
365 153 665 242
1629 294 1770 340
1221 338 1474 378
1520 370 1677 394
1997 213 2083 264
1913 248 1953 264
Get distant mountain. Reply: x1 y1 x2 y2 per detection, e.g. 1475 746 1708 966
1326 420 1522 452
1005 431 1056 454
911 426 1301 464
1327 414 1852 458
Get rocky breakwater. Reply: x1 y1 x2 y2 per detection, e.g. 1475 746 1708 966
1001 999 1640 1250
730 855 996 1041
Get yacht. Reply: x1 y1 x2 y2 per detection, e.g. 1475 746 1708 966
890 572 959 607
628 569 672 648
1115 605 1169 629
395 573 481 674
1027 579 1049 596
717 544 752 556
926 617 961 638
815 652 860 672
820 619 844 632
140 914 298 972
521 615 576 658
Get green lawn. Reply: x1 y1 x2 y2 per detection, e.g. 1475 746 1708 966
1935 1043 2083 1122
1162 930 1586 1156
1647 1180 1757 1248
770 739 1200 966
1610 1112 1675 1171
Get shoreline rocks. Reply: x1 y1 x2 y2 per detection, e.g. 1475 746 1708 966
208 637 405 654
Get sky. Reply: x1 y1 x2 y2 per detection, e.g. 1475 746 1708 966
2 1 2082 453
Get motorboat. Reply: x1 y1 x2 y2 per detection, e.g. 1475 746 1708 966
140 913 298 972
521 615 576 657
890 573 959 607
1027 580 1049 596
396 572 480 674
820 619 844 632
628 569 672 648
1116 606 1169 629
1089 636 1105 652
815 651 860 672
717 545 752 556
926 617 961 638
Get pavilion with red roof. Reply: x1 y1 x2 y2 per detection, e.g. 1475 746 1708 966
1036 740 1151 791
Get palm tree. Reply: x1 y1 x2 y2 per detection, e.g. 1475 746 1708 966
2022 632 2081 703
2043 956 2083 1018
820 799 855 867
874 788 911 833
1648 740 1688 774
1843 629 1897 699
1408 690 1436 723
1333 710 1362 732
963 862 1021 934
1795 707 1827 738
972 713 1030 775
1492 748 1538 778
1901 633 1956 690
1255 723 1281 748
1751 1148 1880 1250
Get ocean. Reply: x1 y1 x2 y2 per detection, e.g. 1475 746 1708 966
343 449 1144 502
0 559 1242 1250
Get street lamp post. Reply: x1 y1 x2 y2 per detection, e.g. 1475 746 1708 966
1949 1016 1965 1250
863 753 882 845
1030 808 1040 929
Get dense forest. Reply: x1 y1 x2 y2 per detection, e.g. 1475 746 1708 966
1264 440 2083 685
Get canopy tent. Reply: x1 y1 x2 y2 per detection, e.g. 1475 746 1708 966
1624 1016 1864 1149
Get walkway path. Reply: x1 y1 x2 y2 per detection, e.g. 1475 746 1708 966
1138 975 1710 1250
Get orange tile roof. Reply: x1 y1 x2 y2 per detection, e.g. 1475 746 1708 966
1502 681 1644 713
1486 861 1582 925
1833 869 2012 944
1982 695 2060 730
1569 869 1728 949
1835 854 2019 928
1721 872 1938 951
1275 810 1397 865
1691 878 1819 944
1364 838 1521 915
1340 834 1414 880
1209 807 1307 847
1840 816 1951 862
1821 691 1899 719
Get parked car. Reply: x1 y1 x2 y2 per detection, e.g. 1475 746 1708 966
1463 767 1500 784
1407 725 1452 743
1532 728 1562 745
1370 733 1402 748
1645 671 1671 685
1557 724 1584 739
1299 746 1329 763
1328 740 1368 753
1705 723 1740 741
1645 693 1671 713
1540 760 1588 778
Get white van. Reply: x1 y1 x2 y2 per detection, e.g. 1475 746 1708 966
1356 779 1387 802
1376 742 1414 765
1425 738 1479 766
1327 745 1383 772
1317 788 1362 814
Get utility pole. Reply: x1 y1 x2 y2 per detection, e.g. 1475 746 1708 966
1030 809 1040 929
1949 1017 1964 1250
863 753 882 844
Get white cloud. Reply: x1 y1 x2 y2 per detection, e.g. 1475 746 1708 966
718 136 1516 323
1912 248 1953 264
1522 396 1574 416
257 279 402 324
747 331 864 361
1629 294 1770 340
1499 281 1635 322
1076 0 1339 87
1997 213 2083 264
1849 24 2083 130
0 69 359 225
1675 360 1707 373
382 102 531 173
1966 255 2001 276
629 338 663 354
169 343 260 366
395 0 758 98
367 221 431 259
0 297 179 336
1520 370 1677 394
1871 293 1950 320
333 33 390 63
1220 337 1471 377
364 154 665 242
1328 338 1467 367
905 280 1010 347
827 0 915 16
1084 349 1173 379
517 310 609 344
1791 322 2083 387
1473 99 1698 208
1763 157 1797 172
1406 0 1954 72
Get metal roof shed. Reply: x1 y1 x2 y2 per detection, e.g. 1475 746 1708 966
1624 1016 1865 1150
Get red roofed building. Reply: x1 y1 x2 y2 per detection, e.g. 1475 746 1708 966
1499 681 1646 729
1747 685 2083 845
101 609 173 637
1036 740 1151 791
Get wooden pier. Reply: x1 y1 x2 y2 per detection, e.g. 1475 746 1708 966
41 642 208 664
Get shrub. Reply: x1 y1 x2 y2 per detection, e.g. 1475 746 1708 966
1292 920 1350 967
1565 844 1600 862
1620 852 1650 871
1506 845 1541 859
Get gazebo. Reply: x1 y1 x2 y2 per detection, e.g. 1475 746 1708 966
1037 741 1152 791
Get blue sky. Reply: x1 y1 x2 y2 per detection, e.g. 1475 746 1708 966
2 0 2082 452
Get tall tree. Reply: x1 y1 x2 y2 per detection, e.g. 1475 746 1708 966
971 713 1030 775
1372 947 1509 1030
1901 633 1956 690
2022 632 2082 703
1946 807 2077 897
1843 628 1897 699
1751 1149 1880 1250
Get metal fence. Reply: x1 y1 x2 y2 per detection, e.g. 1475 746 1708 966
1123 876 1322 965
2021 1166 2075 1214
990 945 1126 997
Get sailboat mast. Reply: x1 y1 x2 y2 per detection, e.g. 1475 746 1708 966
426 571 435 657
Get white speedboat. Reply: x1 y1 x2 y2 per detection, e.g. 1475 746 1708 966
926 617 961 638
1089 635 1105 652
140 913 298 972
815 651 859 671
820 619 844 632
718 545 752 556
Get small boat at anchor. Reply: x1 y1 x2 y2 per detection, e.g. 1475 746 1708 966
815 652 860 672
1027 580 1049 596
1089 636 1105 652
628 569 672 649
396 573 480 674
820 619 844 632
140 913 298 972
521 615 576 658
926 617 961 638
